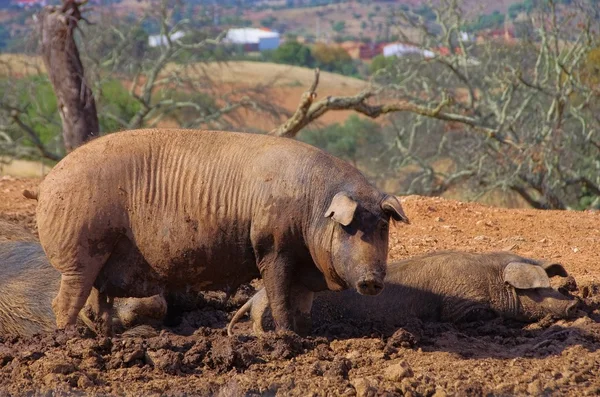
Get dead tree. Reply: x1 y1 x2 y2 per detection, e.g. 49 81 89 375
272 0 600 210
39 0 98 152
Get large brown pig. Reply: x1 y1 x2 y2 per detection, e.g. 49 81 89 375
29 129 408 334
0 241 167 338
227 251 579 336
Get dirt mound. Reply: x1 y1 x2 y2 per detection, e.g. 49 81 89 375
0 178 598 396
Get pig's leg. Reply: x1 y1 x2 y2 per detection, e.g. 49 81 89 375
260 257 294 331
50 252 111 330
88 287 114 336
290 283 314 336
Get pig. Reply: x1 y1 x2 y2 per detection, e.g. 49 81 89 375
0 219 36 242
28 128 409 334
0 240 167 338
227 251 578 336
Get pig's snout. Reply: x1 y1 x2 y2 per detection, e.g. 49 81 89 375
356 277 384 296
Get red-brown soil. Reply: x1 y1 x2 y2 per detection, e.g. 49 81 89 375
0 176 598 396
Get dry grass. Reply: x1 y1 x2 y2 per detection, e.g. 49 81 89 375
174 61 370 131
0 158 51 178
0 54 46 77
173 61 367 91
0 54 368 129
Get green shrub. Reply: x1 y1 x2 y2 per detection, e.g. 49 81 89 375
97 79 142 133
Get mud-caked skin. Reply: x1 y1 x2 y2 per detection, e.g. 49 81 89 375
31 129 409 334
0 241 168 338
227 251 579 336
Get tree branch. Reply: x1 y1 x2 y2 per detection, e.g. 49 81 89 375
271 68 520 148
1 105 61 161
509 184 545 209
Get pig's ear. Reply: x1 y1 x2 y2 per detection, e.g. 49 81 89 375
503 262 550 289
540 262 569 278
381 195 410 224
325 192 358 226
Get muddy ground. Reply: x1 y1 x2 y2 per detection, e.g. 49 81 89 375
0 176 599 396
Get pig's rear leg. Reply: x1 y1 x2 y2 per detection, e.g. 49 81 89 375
51 253 111 331
87 287 115 335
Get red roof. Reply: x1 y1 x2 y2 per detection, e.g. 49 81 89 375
436 46 463 56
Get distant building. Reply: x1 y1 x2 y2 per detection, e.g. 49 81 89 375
358 42 388 60
225 28 280 52
383 43 435 58
148 31 185 48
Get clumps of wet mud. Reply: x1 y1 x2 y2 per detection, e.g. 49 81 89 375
0 283 598 396
0 323 327 395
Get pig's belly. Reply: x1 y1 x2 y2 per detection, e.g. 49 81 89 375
132 223 259 291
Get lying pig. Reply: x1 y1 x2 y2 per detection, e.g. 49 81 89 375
0 241 167 338
29 128 408 334
227 251 578 336
0 219 36 242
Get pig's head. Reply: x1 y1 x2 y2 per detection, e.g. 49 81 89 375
321 192 409 296
502 260 578 321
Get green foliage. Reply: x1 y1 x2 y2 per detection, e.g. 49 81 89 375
508 3 526 19
414 5 436 21
141 18 161 35
0 75 61 150
369 54 396 75
260 16 277 28
331 21 346 33
311 43 358 76
96 79 142 133
467 11 505 32
299 115 384 165
266 40 315 67
0 24 10 50
19 77 60 144
263 40 359 77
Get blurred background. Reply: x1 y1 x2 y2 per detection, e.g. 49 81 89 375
0 0 598 211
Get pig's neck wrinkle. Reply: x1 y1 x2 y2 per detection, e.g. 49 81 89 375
307 218 347 291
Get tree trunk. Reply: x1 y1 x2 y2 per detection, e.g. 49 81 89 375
39 1 99 153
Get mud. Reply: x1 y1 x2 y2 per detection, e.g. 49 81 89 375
0 177 599 396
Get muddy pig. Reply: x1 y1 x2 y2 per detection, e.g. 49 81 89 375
0 241 167 338
0 218 36 242
28 128 408 334
228 251 578 335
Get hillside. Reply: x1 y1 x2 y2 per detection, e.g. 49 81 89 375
242 0 524 41
0 54 368 132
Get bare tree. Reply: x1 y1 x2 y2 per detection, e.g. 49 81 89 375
272 0 600 210
78 0 286 134
1 0 287 160
39 0 99 152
